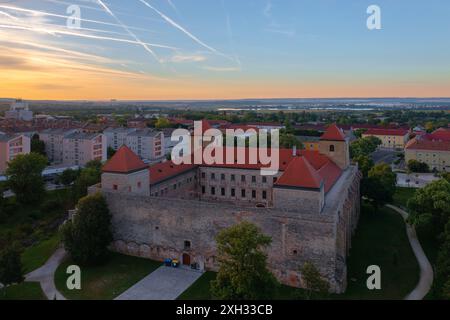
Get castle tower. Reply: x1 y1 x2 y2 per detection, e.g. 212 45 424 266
101 145 150 196
319 124 350 170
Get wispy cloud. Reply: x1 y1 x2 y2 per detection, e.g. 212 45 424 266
262 0 296 37
202 66 240 72
167 54 207 63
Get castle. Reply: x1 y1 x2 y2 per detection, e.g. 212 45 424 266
95 124 361 293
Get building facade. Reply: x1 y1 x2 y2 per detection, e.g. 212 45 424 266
39 129 77 164
362 128 410 150
94 125 361 293
0 133 31 174
405 133 450 172
5 100 33 122
63 132 106 166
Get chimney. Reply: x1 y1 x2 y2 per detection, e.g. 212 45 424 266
293 145 297 156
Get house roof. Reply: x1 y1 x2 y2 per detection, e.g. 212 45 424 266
149 162 197 185
102 145 148 173
405 138 450 152
320 124 346 141
429 128 450 142
363 128 409 136
275 156 323 190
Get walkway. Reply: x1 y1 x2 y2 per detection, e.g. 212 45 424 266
386 204 434 300
25 248 67 300
115 266 203 300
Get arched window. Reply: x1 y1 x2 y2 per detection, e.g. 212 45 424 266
329 145 335 152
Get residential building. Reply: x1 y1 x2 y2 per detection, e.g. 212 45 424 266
0 133 31 174
126 129 164 161
63 132 106 166
405 132 450 172
5 100 33 121
362 128 410 150
104 127 137 151
39 129 77 164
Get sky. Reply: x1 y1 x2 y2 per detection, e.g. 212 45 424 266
0 0 449 100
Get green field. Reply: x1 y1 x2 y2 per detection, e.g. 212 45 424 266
392 187 416 209
179 203 420 300
54 253 162 300
0 282 46 300
21 234 60 273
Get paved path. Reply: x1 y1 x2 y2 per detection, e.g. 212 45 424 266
386 204 434 300
25 248 67 300
116 266 203 300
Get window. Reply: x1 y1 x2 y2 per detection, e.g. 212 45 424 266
137 182 142 188
202 186 206 194
241 175 246 182
231 175 235 181
329 145 335 152
113 184 118 190
241 189 246 198
211 187 216 195
211 173 216 180
221 188 225 196
252 176 256 183
202 172 206 179
173 184 177 190
262 191 267 200
221 174 225 181
252 190 256 199
231 188 235 197
273 177 277 183
262 177 267 183
184 241 191 249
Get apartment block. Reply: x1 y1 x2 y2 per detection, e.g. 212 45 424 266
104 127 137 151
63 132 106 166
0 133 31 174
126 129 164 161
39 129 77 164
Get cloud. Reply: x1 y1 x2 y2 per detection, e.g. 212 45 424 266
168 54 207 63
202 66 240 72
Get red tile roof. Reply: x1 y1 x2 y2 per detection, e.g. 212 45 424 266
406 138 450 152
275 156 323 189
102 145 148 173
429 128 450 142
363 128 409 136
149 148 342 193
320 124 346 141
149 162 197 184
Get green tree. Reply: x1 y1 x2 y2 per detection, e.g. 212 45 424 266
211 222 277 300
5 153 48 204
60 193 113 265
0 246 24 293
353 155 374 177
350 136 382 158
58 169 79 187
362 163 397 209
408 179 450 230
72 166 102 202
155 118 171 129
279 132 303 149
107 147 116 159
30 134 47 157
433 220 450 299
407 160 430 173
300 262 330 300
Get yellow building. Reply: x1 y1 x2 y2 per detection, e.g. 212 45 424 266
362 129 410 150
405 138 450 172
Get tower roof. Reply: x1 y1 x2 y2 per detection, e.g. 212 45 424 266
102 145 148 174
275 156 323 190
320 124 346 141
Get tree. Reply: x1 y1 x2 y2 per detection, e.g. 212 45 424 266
408 179 450 230
58 169 79 187
432 220 450 299
279 132 303 149
72 161 102 201
362 163 397 209
407 160 430 173
0 246 24 292
350 136 382 158
211 222 277 300
6 153 48 204
353 155 374 177
30 134 47 157
300 262 330 300
155 118 171 129
107 147 116 159
60 193 113 265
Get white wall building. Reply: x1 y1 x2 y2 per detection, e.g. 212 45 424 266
5 100 33 121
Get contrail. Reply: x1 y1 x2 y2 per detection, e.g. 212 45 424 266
0 4 153 32
137 0 230 60
0 10 19 21
0 23 177 50
96 0 160 62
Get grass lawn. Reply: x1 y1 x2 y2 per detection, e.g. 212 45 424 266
178 203 420 300
0 282 46 300
54 252 162 300
392 187 416 209
341 204 419 299
21 234 60 273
